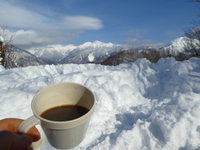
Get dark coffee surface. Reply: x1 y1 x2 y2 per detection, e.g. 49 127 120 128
40 105 89 121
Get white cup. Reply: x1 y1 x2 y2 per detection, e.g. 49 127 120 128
18 82 95 149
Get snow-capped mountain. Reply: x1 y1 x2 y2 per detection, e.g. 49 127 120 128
4 37 200 68
28 44 77 64
5 41 124 68
28 41 123 64
164 37 188 55
59 41 124 64
5 46 46 68
101 37 200 65
164 36 199 55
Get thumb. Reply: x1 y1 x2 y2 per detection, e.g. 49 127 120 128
17 134 33 150
0 130 33 150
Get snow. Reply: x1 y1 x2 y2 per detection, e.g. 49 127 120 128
88 53 95 62
165 37 199 56
167 37 189 55
26 41 123 65
0 64 5 71
0 36 4 42
1 57 200 150
28 44 77 60
29 44 77 54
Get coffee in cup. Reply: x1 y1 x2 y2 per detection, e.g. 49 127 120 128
18 82 95 149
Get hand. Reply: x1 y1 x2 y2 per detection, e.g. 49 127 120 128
0 118 40 150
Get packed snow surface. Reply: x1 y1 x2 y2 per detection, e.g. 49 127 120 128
1 57 200 150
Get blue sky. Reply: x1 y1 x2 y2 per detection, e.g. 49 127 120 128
0 0 199 49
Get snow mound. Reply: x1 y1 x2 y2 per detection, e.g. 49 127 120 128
0 36 4 42
0 58 200 150
0 65 5 71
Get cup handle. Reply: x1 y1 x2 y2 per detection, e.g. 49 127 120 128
18 115 44 150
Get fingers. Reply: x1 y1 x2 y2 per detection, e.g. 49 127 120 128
0 130 33 150
27 127 41 142
0 118 40 141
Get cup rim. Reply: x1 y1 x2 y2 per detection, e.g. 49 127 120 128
31 82 95 129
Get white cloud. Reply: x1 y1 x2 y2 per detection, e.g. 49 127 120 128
0 1 103 31
123 30 165 48
126 30 148 39
0 28 77 49
123 38 165 48
63 15 103 30
0 0 103 49
12 30 79 49
124 38 138 43
0 1 48 29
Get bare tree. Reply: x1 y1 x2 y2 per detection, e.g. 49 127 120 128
184 0 200 56
0 26 15 67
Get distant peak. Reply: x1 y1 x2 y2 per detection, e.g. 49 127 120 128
171 37 188 44
164 36 197 56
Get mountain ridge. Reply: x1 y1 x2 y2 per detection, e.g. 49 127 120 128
100 37 200 65
3 37 200 68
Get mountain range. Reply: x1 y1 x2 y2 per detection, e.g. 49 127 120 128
3 37 200 68
101 37 199 66
28 41 124 64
